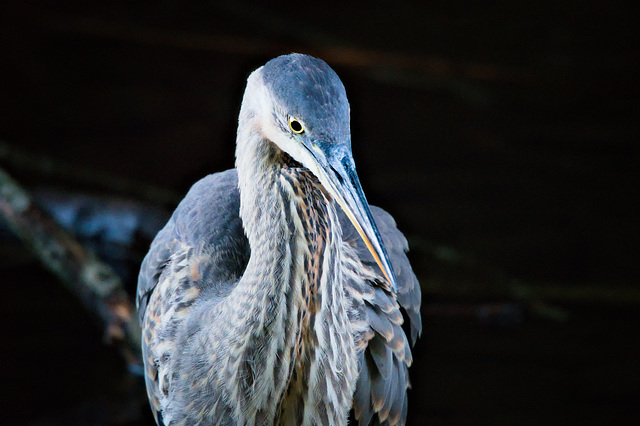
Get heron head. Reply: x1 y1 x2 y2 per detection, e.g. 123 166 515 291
243 53 397 290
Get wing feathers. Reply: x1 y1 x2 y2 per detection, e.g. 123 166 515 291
343 205 422 425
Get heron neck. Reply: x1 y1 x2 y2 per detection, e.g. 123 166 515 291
230 126 356 424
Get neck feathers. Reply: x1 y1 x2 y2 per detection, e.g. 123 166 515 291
231 113 356 423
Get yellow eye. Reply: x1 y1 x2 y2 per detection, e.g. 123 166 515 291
288 117 304 134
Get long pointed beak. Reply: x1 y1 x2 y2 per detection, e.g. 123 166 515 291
310 148 398 291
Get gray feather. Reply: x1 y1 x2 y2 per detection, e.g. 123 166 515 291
138 168 420 425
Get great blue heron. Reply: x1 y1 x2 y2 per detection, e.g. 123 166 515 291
137 53 421 425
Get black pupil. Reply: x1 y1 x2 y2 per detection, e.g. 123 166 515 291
291 120 302 132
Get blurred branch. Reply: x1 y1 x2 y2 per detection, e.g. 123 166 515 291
409 239 563 321
0 166 142 369
0 141 180 205
34 11 538 88
414 238 640 320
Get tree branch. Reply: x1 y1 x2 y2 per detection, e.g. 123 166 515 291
0 141 181 206
0 166 141 369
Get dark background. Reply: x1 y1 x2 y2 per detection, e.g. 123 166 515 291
1 1 638 424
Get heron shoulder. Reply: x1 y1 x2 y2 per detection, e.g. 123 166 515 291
136 169 248 322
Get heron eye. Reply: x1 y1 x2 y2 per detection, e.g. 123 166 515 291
288 117 304 134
